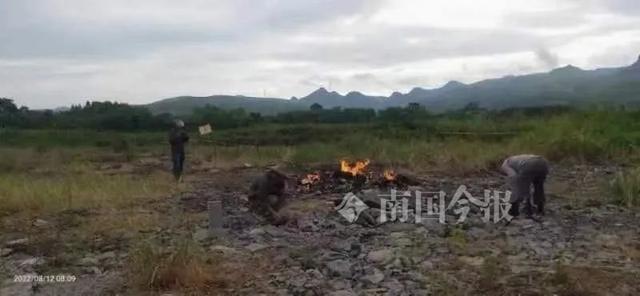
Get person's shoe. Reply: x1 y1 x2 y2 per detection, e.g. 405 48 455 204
508 203 519 217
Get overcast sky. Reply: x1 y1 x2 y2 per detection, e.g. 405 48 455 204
2 0 640 109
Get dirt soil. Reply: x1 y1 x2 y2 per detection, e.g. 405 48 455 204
1 160 639 295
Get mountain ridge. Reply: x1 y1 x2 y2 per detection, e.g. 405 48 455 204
147 55 640 115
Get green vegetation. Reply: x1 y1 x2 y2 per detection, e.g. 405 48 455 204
0 147 178 217
608 168 640 207
2 100 640 211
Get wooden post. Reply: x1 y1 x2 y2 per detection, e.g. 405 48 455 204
208 200 223 237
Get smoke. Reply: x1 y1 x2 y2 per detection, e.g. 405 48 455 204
535 48 560 68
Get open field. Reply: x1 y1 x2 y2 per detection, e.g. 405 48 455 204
1 111 640 295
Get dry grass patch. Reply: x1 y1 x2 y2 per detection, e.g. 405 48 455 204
128 239 270 294
550 265 640 296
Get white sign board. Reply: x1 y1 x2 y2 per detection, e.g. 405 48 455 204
199 124 212 135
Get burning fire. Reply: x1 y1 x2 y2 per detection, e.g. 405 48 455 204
301 172 321 185
340 159 370 176
383 169 397 181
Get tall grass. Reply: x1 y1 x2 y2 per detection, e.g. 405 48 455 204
608 168 640 207
0 171 175 215
0 147 177 216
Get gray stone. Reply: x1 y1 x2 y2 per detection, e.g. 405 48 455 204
193 228 209 242
33 219 49 227
248 228 266 236
458 256 485 267
5 238 28 247
382 279 404 294
299 219 319 232
392 237 413 247
419 260 434 271
367 249 394 264
20 257 44 267
304 269 325 289
263 225 287 237
210 245 239 255
79 256 99 266
329 279 351 290
328 290 357 296
361 267 385 285
331 240 352 252
246 243 270 252
96 251 116 262
1 248 12 257
326 260 353 278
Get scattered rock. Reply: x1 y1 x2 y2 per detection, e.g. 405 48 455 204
263 225 287 237
329 279 352 290
326 260 353 278
419 260 434 271
33 219 49 227
20 257 44 267
361 267 385 285
381 279 404 294
458 256 485 267
193 228 210 242
96 251 116 262
367 249 394 264
248 228 266 236
1 248 12 257
5 238 29 247
328 290 357 296
596 234 619 248
392 237 413 247
79 256 99 266
245 243 269 252
209 245 239 255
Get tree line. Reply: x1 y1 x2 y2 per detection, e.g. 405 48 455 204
0 97 575 131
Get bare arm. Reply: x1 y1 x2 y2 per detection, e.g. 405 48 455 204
501 159 517 177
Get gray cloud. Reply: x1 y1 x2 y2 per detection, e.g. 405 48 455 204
1 0 640 108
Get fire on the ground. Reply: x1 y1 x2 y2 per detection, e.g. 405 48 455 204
340 159 370 176
301 172 321 185
383 169 397 181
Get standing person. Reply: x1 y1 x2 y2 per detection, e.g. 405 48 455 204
169 119 189 182
501 154 549 217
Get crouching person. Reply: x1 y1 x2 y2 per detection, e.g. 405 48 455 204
501 154 549 218
248 169 289 225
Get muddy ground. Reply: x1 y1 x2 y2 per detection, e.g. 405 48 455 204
1 159 640 295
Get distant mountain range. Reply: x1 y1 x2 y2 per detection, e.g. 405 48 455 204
147 55 640 115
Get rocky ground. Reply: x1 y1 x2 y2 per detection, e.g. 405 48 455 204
1 162 640 295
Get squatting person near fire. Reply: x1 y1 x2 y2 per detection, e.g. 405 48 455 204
168 119 189 182
500 154 549 217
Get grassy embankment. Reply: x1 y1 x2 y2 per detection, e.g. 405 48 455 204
2 109 640 215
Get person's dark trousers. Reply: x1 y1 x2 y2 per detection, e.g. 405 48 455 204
532 174 546 214
172 151 185 180
508 158 549 217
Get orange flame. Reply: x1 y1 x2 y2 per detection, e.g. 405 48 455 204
340 159 370 176
383 169 397 181
301 172 321 185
